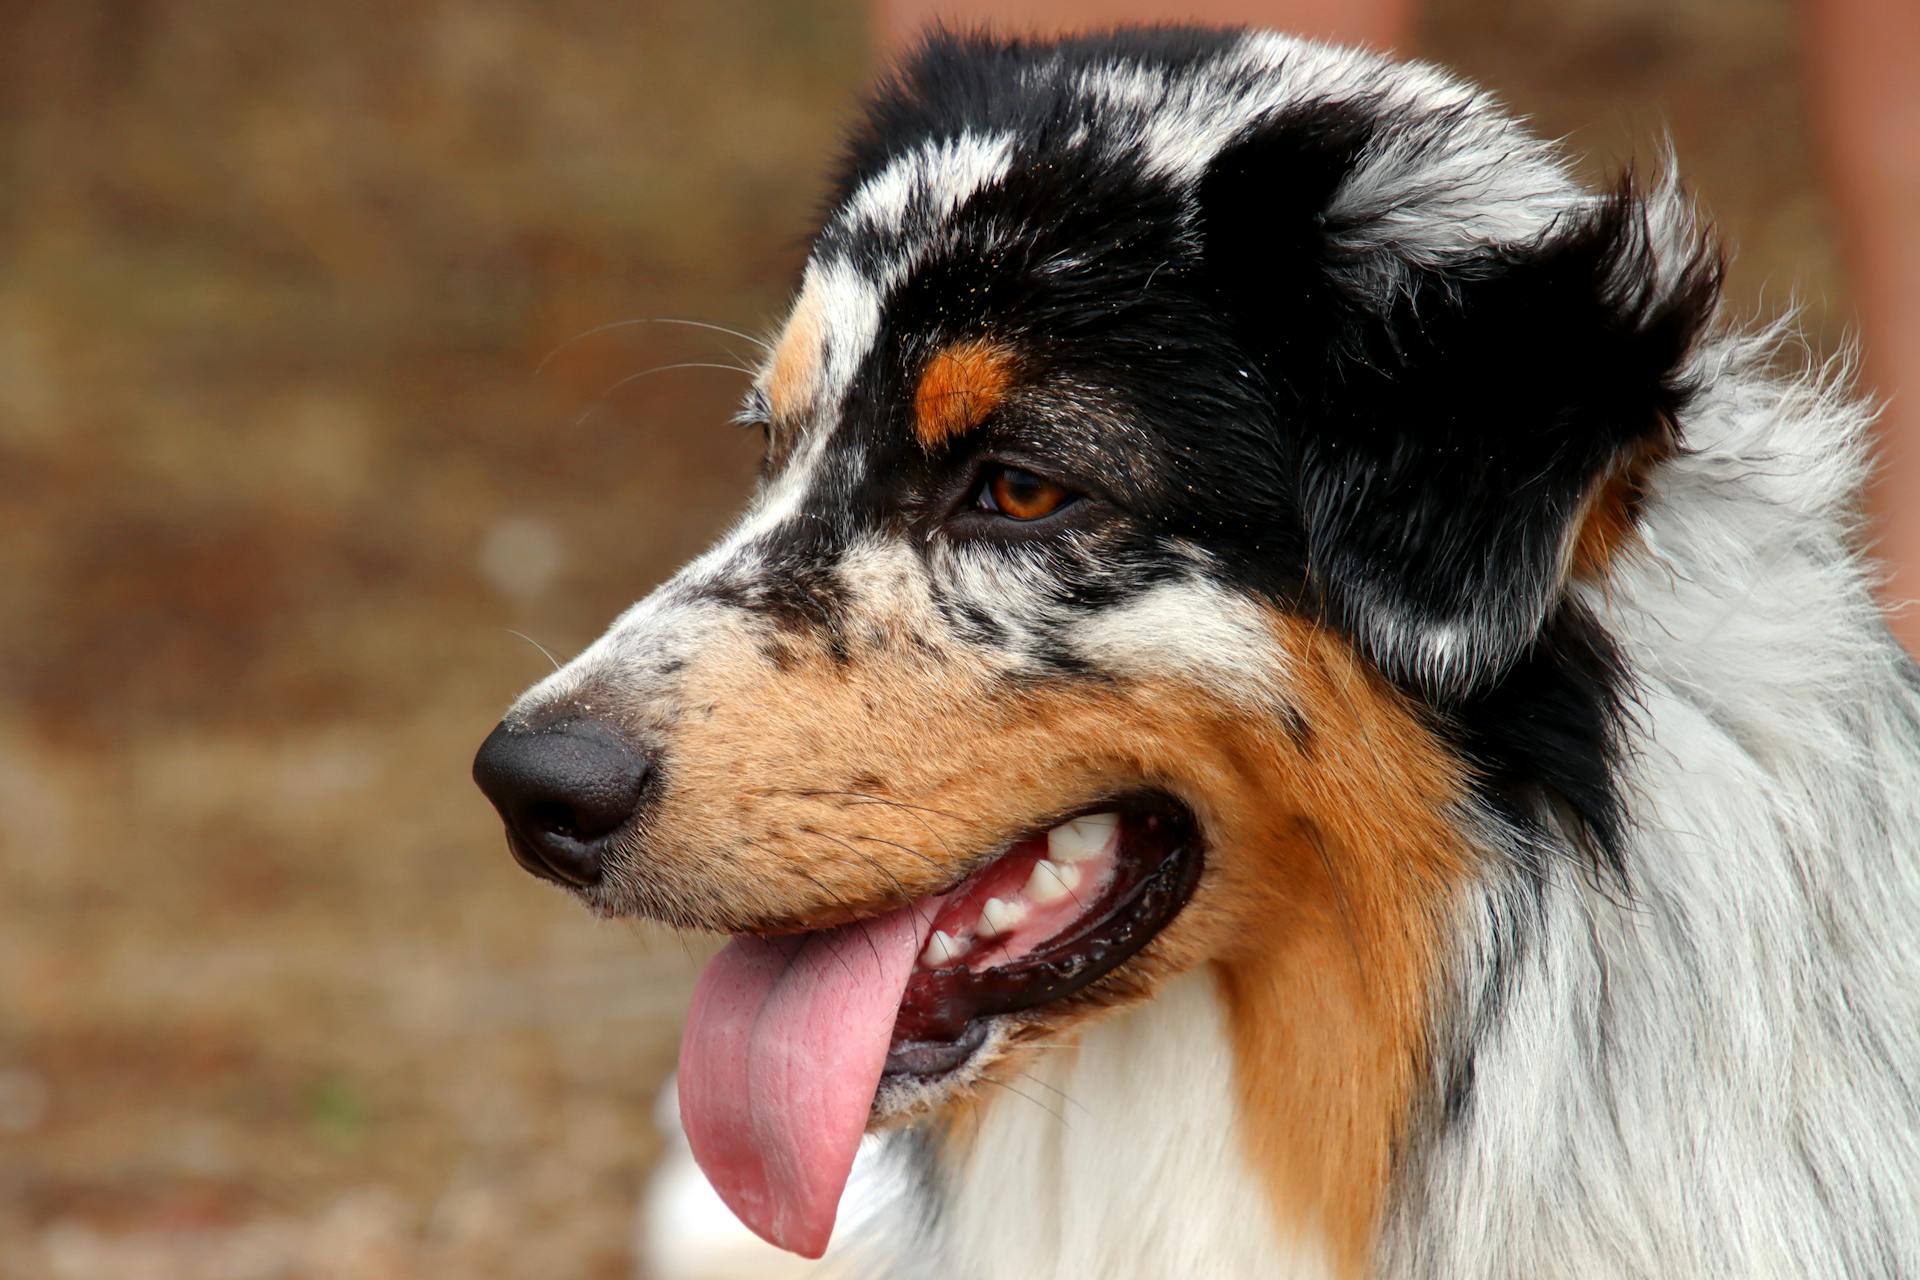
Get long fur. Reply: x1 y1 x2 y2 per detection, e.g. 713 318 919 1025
1381 338 1920 1276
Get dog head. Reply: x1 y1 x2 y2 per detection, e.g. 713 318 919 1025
474 26 1718 1259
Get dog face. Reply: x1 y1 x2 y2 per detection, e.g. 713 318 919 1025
475 26 1718 1256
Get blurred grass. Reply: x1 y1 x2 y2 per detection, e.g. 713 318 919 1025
0 0 1841 1276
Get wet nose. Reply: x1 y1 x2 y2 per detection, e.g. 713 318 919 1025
471 719 653 887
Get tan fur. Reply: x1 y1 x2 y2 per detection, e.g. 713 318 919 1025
599 586 1475 1270
1202 623 1473 1278
767 284 825 424
1572 438 1671 581
913 340 1016 450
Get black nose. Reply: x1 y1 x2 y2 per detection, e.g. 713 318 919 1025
472 719 652 887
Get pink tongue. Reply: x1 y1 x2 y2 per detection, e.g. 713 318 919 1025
677 903 930 1258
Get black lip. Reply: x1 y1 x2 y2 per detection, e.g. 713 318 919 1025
502 829 598 888
882 1020 992 1080
881 796 1204 1076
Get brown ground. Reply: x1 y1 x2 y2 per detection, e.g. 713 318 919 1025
0 1 1848 1276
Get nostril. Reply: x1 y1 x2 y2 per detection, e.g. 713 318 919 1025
471 719 653 887
527 799 581 841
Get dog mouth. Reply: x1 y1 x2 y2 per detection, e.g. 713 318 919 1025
883 794 1201 1078
674 793 1203 1257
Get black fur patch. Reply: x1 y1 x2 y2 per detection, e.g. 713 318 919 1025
1193 127 1719 863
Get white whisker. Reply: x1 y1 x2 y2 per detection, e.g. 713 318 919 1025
535 315 771 374
504 629 563 673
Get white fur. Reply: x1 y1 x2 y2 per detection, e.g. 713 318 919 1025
891 971 1332 1279
1069 31 1573 291
1372 338 1920 1277
839 133 1018 250
1068 575 1299 710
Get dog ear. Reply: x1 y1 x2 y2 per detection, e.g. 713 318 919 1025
1196 124 1721 701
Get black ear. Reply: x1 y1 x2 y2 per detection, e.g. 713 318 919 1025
1197 121 1721 701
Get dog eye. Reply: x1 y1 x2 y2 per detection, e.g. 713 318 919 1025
976 466 1075 521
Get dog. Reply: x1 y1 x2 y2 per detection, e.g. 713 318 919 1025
473 26 1920 1278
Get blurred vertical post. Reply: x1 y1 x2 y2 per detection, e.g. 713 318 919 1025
1807 0 1920 657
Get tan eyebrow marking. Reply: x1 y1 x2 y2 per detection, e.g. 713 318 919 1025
912 339 1016 450
767 285 826 422
1570 435 1673 581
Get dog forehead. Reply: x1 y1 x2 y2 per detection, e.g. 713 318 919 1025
755 29 1556 436
759 137 1020 431
695 29 1594 655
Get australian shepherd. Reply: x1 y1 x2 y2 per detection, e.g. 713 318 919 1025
473 26 1920 1278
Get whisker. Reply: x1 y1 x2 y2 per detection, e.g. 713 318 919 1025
847 832 947 876
754 788 967 859
754 787 956 818
536 315 771 374
1015 1070 1087 1114
795 789 972 826
801 826 935 934
982 1077 1070 1128
751 841 868 978
574 362 756 428
504 629 563 674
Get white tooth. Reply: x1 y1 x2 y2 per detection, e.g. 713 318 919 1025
977 896 1027 938
1048 812 1119 864
920 929 965 968
1025 859 1081 905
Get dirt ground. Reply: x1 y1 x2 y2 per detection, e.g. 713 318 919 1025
0 1 1849 1276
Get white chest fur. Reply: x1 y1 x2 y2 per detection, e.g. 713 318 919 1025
914 968 1333 1280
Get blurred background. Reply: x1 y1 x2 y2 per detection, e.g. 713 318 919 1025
0 0 1905 1276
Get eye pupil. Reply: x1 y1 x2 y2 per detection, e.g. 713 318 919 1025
985 466 1070 521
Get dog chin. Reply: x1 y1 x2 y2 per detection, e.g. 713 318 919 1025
870 1016 1013 1124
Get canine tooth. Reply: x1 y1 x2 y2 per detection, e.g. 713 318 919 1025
921 930 964 968
1048 812 1119 863
1025 859 1081 905
977 896 1027 938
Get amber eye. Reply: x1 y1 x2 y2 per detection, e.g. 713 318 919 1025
979 466 1073 521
